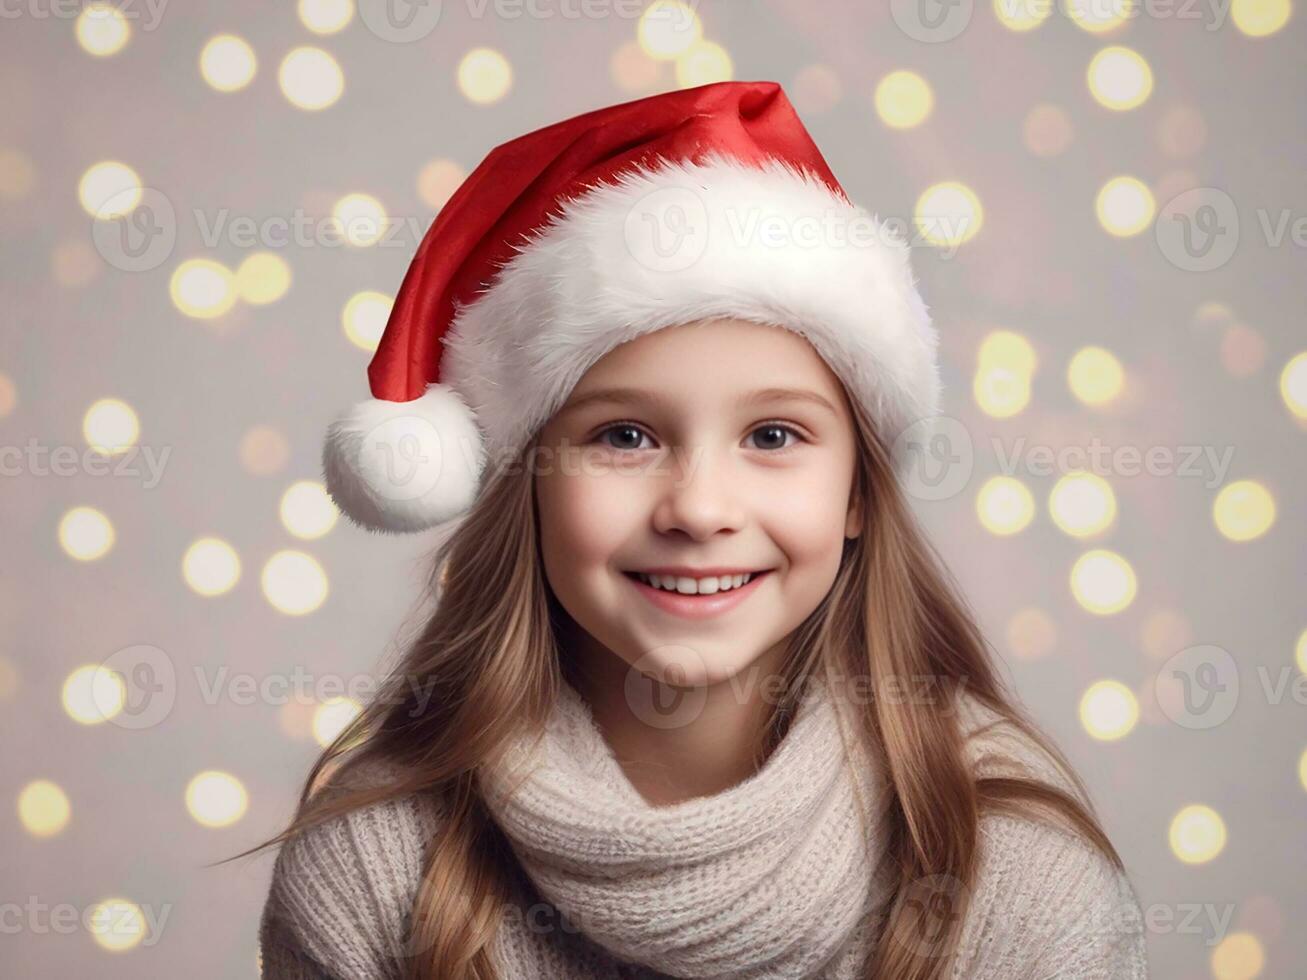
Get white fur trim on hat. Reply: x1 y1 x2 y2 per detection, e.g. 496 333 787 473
440 151 941 472
322 384 485 535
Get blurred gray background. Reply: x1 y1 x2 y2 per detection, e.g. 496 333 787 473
1 1 1304 977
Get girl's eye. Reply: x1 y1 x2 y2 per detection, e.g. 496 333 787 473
747 424 800 452
598 424 649 452
595 422 805 454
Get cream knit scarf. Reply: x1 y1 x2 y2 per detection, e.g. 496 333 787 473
477 676 899 978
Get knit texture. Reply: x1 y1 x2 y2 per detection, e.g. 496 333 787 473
476 676 897 977
258 684 1149 979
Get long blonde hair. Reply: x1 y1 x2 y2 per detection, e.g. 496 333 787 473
222 393 1125 979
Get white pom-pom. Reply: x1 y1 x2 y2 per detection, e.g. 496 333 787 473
322 384 486 534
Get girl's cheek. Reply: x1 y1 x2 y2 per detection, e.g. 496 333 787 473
763 472 856 573
762 464 851 526
539 471 638 564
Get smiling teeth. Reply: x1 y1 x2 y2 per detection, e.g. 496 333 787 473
636 572 754 594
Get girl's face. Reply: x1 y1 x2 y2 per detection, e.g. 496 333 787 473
535 317 863 690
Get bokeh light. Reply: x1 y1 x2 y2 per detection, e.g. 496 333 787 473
974 367 1031 418
1079 680 1139 740
1023 103 1074 156
51 239 101 288
457 48 512 105
1095 175 1155 236
182 538 242 597
1279 351 1307 419
280 481 340 540
1220 322 1267 379
17 780 71 838
279 700 318 741
1087 46 1153 111
1064 0 1135 33
994 0 1053 30
78 161 141 219
676 40 733 88
1068 346 1125 405
342 290 393 351
974 330 1035 418
1049 472 1116 538
1070 549 1137 614
1169 803 1227 863
199 34 257 92
83 398 140 456
262 551 329 616
58 507 115 562
1157 104 1207 158
88 898 146 951
979 330 1037 376
313 696 362 747
637 1 703 60
1007 607 1058 660
1212 480 1276 541
61 664 125 725
915 181 983 247
0 147 36 200
75 3 130 57
416 159 467 211
874 70 933 129
239 425 290 476
185 770 249 828
279 47 344 110
790 64 843 114
332 193 386 247
1211 931 1267 980
235 251 292 305
610 41 664 96
299 0 355 34
976 476 1036 535
1230 0 1292 36
1141 608 1193 661
170 258 237 319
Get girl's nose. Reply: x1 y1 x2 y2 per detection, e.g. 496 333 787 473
650 450 747 541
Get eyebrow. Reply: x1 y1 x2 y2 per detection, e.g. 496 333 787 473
560 386 840 418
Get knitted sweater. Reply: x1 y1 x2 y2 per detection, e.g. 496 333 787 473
258 687 1149 979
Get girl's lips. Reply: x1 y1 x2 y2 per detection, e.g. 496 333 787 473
622 570 773 620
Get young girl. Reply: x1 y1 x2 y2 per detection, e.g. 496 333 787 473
236 81 1149 979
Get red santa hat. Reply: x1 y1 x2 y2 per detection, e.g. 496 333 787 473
323 80 941 534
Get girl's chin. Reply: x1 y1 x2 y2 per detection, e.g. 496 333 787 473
622 649 768 689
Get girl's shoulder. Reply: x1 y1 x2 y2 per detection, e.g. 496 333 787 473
259 757 444 980
947 693 1150 978
953 689 1090 809
951 803 1149 979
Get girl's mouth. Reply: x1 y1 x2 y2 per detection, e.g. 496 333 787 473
620 569 773 620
